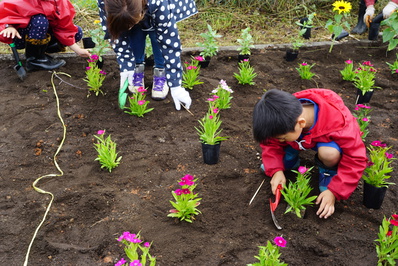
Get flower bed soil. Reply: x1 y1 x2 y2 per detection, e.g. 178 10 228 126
1 41 397 266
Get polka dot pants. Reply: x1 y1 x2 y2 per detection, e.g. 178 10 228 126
14 14 83 49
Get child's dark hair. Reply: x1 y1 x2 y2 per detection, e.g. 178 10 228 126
252 89 303 142
104 0 146 40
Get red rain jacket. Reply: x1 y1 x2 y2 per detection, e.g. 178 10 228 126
260 89 367 200
365 0 398 6
0 0 77 46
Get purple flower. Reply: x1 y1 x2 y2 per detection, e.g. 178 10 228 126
115 258 126 266
298 166 308 174
274 236 287 247
97 130 105 135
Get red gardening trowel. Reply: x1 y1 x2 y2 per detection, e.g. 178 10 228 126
269 184 283 230
9 43 27 81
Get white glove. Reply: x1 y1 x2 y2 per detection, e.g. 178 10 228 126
383 1 398 18
120 70 134 92
170 86 192 111
363 5 375 26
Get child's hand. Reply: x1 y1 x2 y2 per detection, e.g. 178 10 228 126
270 171 286 194
316 190 335 219
0 26 21 39
68 43 91 58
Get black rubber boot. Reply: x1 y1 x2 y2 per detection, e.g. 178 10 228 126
45 37 66 53
25 35 66 71
351 0 368 35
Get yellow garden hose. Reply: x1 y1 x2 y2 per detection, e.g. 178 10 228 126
23 72 70 266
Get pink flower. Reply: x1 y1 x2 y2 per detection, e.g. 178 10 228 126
385 152 394 159
115 258 126 266
86 66 91 70
179 179 194 186
137 87 146 93
391 219 398 227
362 118 369 122
182 188 191 194
298 166 308 174
301 62 308 66
90 54 99 61
138 100 146 105
370 140 382 147
207 98 214 102
131 238 142 244
386 231 393 236
392 214 398 220
213 95 220 99
345 60 353 64
182 174 194 181
169 209 179 213
99 70 106 75
367 161 374 167
174 189 183 196
362 61 373 66
243 59 249 62
187 65 197 70
194 56 204 61
209 115 214 119
97 130 105 135
395 69 398 74
274 236 287 247
143 242 151 248
130 260 142 266
212 108 219 114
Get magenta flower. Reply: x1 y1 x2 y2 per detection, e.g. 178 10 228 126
115 258 126 266
243 59 249 62
182 188 191 194
298 166 308 174
213 95 220 99
130 260 142 266
174 189 183 196
144 242 151 248
371 140 382 147
194 56 204 61
207 98 214 102
391 219 398 227
274 236 287 247
131 238 142 244
169 209 179 213
385 152 394 159
367 161 375 167
97 130 105 135
187 65 197 70
182 174 194 181
345 60 353 64
395 69 398 74
209 115 214 119
99 70 107 75
392 214 398 220
212 108 219 114
138 100 146 105
301 62 308 66
137 87 146 93
86 66 91 70
362 118 369 122
90 54 99 61
362 61 373 66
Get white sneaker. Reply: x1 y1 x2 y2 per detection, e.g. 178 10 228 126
129 64 145 93
151 68 169 100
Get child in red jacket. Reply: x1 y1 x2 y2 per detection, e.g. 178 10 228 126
253 89 367 219
0 0 91 72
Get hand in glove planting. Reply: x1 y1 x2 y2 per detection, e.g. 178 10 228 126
364 5 375 27
120 70 135 93
383 1 398 18
171 86 192 110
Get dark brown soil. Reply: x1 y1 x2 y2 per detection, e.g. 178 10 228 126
1 41 397 266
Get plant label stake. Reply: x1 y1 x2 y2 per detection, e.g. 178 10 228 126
269 184 283 230
249 179 265 205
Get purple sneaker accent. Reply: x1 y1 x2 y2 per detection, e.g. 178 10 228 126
133 72 144 88
153 76 166 91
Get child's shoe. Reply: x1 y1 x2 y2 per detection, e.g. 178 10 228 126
130 64 145 93
151 68 169 100
315 154 337 192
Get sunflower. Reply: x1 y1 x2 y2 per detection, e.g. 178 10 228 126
332 1 352 14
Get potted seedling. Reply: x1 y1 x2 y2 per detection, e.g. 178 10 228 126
196 24 222 68
237 27 255 61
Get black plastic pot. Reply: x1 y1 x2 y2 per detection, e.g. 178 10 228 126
368 13 384 41
299 17 311 39
363 182 387 209
238 54 250 62
355 89 374 104
284 49 298 62
82 37 96 49
201 142 221 165
198 58 211 68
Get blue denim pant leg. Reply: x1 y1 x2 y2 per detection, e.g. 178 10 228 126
314 142 341 192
